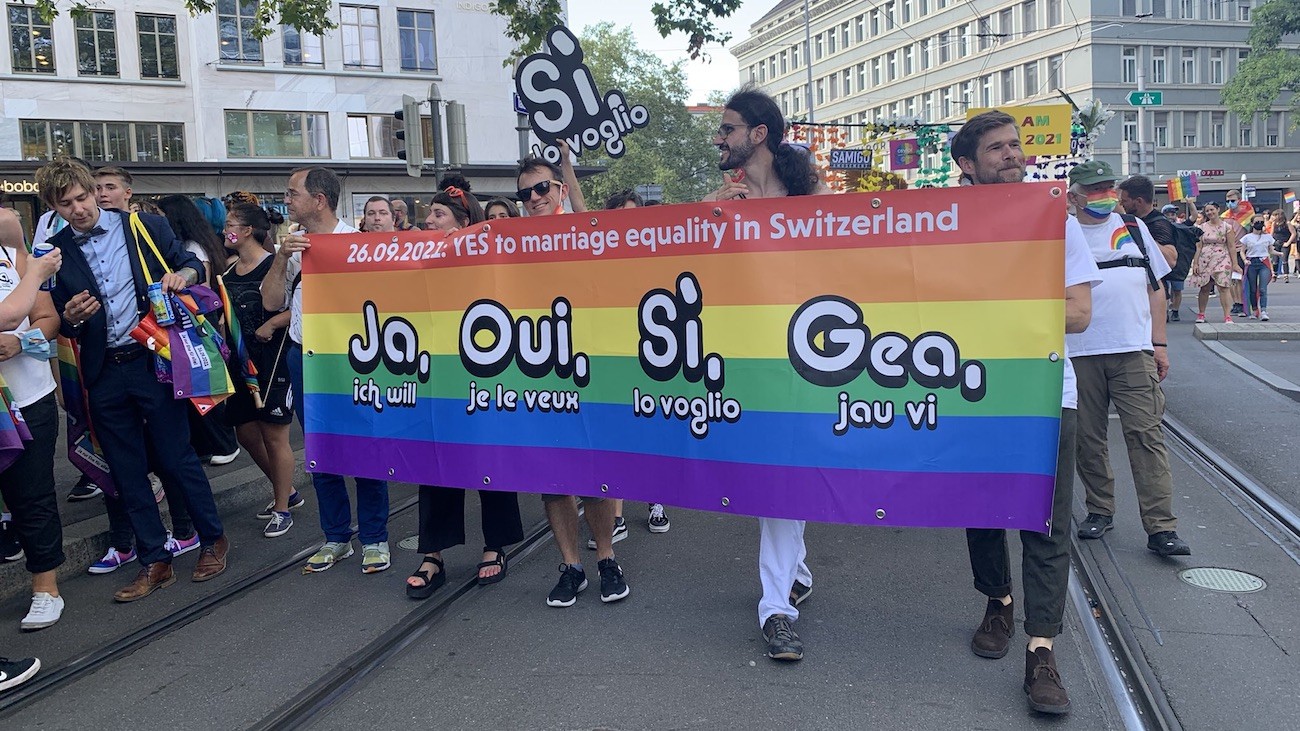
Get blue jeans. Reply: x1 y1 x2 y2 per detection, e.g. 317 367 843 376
1246 259 1270 310
287 341 390 544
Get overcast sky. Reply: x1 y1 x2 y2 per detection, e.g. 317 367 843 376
565 0 778 103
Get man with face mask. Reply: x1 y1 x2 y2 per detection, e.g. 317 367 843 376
1065 161 1190 558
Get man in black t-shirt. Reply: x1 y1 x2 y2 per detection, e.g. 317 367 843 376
1119 176 1184 320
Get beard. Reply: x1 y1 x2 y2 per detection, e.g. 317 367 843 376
973 163 1025 185
719 138 755 171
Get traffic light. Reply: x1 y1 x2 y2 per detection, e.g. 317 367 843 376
394 94 423 178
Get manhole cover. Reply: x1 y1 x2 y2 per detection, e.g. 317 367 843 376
1178 567 1266 593
397 535 420 551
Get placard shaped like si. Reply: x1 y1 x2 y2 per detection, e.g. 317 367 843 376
514 25 651 165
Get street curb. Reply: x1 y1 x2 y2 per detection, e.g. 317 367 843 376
1193 322 1300 341
0 454 309 604
1199 339 1300 403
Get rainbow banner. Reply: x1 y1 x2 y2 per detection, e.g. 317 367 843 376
1286 191 1297 212
1222 199 1255 226
1166 172 1199 201
0 373 32 474
301 184 1067 531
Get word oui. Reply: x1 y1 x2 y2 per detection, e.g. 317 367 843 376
833 393 938 435
353 377 419 414
466 381 580 415
632 388 742 439
638 273 725 392
459 297 591 387
787 296 986 402
349 301 432 382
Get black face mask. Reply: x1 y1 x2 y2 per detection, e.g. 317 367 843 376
1253 222 1265 231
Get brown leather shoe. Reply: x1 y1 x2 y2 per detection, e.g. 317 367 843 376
114 562 175 602
971 597 1014 658
191 535 229 582
1024 646 1071 714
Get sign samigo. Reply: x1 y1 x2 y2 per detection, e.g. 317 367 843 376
828 149 873 170
967 104 1072 156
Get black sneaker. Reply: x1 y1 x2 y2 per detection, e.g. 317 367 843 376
67 477 102 502
585 517 629 549
647 503 671 533
597 557 630 603
0 656 41 692
255 490 306 520
0 521 23 562
789 580 812 607
1147 531 1191 556
1076 513 1113 540
1169 310 1181 322
545 564 588 607
762 614 804 661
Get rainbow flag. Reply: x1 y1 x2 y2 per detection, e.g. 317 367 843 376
0 374 32 474
217 275 261 408
1166 172 1199 202
1286 191 1297 212
300 185 1067 532
1110 225 1136 251
1222 199 1255 225
55 337 115 496
158 285 235 415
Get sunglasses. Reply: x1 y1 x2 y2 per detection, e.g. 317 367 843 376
516 180 563 202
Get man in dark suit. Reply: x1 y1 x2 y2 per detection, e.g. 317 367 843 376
35 158 229 602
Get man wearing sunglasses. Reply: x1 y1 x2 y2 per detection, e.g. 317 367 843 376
514 157 631 608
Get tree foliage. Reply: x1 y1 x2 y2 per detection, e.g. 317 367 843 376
1223 0 1300 123
573 24 722 206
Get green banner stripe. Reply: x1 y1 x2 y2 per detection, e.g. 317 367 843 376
305 354 1062 417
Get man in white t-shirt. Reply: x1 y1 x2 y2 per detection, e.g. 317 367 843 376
1065 161 1190 558
952 110 1101 715
262 167 392 575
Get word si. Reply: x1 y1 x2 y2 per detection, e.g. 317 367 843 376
638 273 725 391
459 297 591 387
515 25 650 164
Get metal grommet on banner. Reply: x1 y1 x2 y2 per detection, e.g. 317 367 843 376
308 460 316 468
306 349 314 357
388 468 395 476
483 223 491 232
875 509 886 519
1050 186 1063 197
1049 352 1060 362
712 207 723 217
871 198 882 209
721 497 730 507
589 217 599 226
600 484 609 492
482 476 491 485
176 390 184 397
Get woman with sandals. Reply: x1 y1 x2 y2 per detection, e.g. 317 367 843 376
220 203 299 538
406 186 524 599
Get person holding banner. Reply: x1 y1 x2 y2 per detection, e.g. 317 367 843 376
37 158 230 602
262 166 392 574
513 157 629 607
952 110 1101 715
0 205 69 629
222 203 299 538
404 187 524 599
703 86 828 662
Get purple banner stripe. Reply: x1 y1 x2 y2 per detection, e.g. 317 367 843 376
307 433 1056 532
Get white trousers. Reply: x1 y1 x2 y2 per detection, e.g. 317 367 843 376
758 517 812 627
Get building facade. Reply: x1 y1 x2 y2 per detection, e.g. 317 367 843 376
733 0 1300 207
0 0 532 236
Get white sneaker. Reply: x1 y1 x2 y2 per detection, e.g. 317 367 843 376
1260 310 1270 321
209 448 241 466
20 592 64 630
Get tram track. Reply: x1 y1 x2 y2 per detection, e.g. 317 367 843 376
0 494 425 719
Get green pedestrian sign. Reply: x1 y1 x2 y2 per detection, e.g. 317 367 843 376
1127 91 1164 107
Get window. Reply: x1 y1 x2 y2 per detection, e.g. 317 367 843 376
903 45 914 75
75 11 118 76
1153 0 1167 16
815 34 824 59
779 51 788 75
938 31 950 64
1210 112 1225 146
828 75 838 101
1182 111 1198 147
885 1 896 28
793 89 801 112
961 80 973 110
857 62 866 90
1238 48 1249 68
138 14 179 78
1153 112 1169 147
887 51 897 81
816 79 825 104
978 16 992 51
8 4 55 73
871 57 882 86
919 0 929 17
1023 61 1039 97
920 38 931 69
903 0 913 23
283 26 324 67
942 87 952 117
998 8 1014 36
224 110 329 158
981 75 993 106
1122 111 1137 142
19 119 184 162
827 30 836 55
1210 49 1224 84
1121 47 1137 84
957 23 970 57
1151 47 1167 84
791 43 800 68
341 5 382 68
758 62 766 83
1048 53 1063 88
1181 48 1196 82
870 9 880 36
218 0 262 63
855 14 865 42
841 21 850 47
1047 0 1062 26
780 92 788 116
347 114 398 158
1122 0 1136 14
1238 114 1253 146
1001 69 1016 102
1022 1 1037 33
1179 0 1195 18
1209 0 1224 19
1239 3 1251 21
1266 112 1281 146
842 69 852 96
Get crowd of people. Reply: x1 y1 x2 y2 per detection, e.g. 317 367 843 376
0 85 1268 714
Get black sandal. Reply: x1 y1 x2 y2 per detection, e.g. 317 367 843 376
406 555 445 600
477 547 508 586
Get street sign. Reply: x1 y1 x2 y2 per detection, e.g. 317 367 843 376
1245 185 1257 199
512 92 528 115
829 148 873 170
1127 90 1163 107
